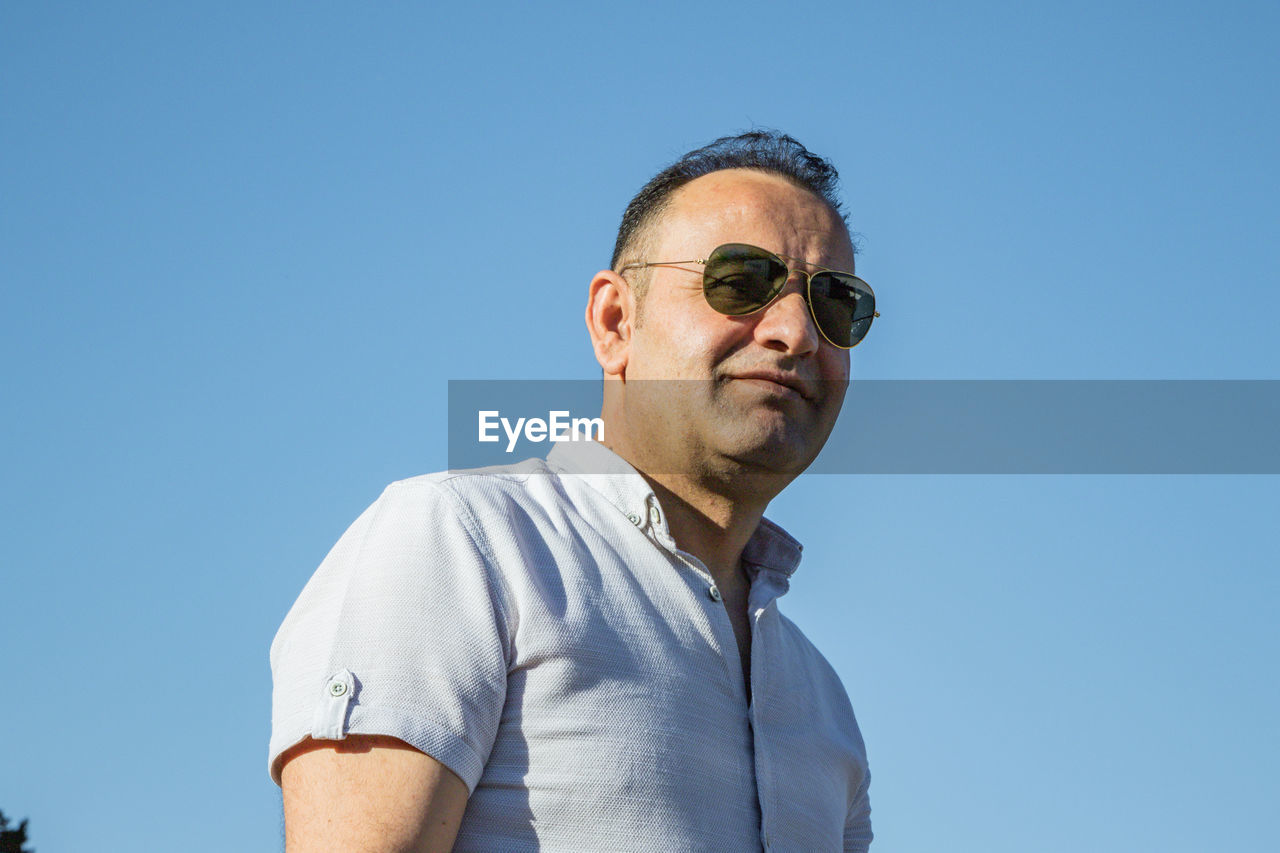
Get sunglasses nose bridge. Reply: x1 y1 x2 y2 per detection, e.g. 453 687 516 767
784 268 822 315
756 269 823 349
781 266 812 293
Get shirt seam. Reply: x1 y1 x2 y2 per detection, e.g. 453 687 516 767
430 479 520 666
318 482 399 686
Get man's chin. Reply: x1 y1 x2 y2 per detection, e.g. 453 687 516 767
707 423 821 478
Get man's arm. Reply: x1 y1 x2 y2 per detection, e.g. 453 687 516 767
270 479 514 850
281 735 470 853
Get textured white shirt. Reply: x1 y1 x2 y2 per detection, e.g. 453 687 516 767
269 440 872 851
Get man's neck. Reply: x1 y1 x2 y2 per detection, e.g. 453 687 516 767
597 404 795 588
631 469 768 589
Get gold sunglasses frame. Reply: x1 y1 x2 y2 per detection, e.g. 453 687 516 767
618 243 880 349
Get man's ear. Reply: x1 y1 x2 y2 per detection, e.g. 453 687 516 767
585 269 634 377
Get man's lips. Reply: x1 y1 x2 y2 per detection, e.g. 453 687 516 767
728 370 816 401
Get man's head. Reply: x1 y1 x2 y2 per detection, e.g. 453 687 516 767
587 131 860 501
610 130 850 313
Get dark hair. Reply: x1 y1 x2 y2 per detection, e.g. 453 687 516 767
610 129 848 271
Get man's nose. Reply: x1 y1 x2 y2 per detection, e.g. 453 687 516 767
753 276 820 356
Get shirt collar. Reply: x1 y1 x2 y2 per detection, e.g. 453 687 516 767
545 440 804 578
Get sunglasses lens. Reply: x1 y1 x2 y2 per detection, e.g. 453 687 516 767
810 273 877 348
702 244 788 315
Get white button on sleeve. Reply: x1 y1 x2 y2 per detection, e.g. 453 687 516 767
269 480 512 791
311 669 355 740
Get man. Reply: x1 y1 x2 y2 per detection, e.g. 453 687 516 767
270 130 878 851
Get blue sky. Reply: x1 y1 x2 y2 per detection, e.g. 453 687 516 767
2 2 1277 851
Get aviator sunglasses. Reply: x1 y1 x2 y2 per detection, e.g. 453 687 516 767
619 242 879 349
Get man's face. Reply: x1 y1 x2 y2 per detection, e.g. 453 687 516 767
621 168 855 481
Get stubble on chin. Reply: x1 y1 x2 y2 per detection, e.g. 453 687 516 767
619 376 843 483
698 379 836 478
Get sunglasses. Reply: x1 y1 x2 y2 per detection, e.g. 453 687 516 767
619 242 879 349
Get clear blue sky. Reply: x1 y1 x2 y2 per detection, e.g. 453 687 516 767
3 2 1277 851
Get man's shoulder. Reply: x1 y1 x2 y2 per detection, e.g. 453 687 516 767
389 455 553 489
773 608 834 666
772 608 863 717
380 457 560 509
373 456 595 541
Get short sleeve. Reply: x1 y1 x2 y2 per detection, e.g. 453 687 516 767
843 761 873 852
268 478 512 791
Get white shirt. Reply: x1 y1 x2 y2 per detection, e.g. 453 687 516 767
269 440 872 851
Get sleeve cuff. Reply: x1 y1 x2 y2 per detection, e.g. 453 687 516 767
269 702 489 793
